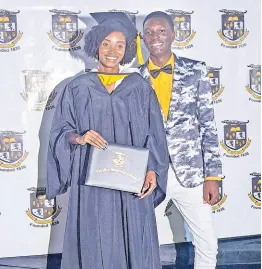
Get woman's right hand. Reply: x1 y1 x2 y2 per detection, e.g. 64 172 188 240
76 130 108 149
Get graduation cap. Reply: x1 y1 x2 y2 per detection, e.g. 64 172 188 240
88 12 144 65
90 12 137 39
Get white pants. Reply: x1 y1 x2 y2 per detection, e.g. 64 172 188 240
163 167 218 269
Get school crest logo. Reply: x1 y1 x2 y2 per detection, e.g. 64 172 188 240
21 70 57 111
212 180 227 213
207 66 224 103
246 64 261 101
113 152 125 168
26 187 61 226
48 9 83 50
109 9 138 26
218 9 248 48
0 131 28 170
0 9 23 50
220 120 251 157
248 173 261 208
166 9 196 49
164 199 174 217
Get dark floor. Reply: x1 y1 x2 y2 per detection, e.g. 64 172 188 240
0 262 260 269
0 235 260 269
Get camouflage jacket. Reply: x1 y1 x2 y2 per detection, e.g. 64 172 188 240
139 54 222 188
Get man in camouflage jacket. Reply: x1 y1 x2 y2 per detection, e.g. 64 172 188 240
140 11 223 269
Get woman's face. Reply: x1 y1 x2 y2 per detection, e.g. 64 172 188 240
98 31 126 69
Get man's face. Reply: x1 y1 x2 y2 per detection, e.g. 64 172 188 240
143 17 175 58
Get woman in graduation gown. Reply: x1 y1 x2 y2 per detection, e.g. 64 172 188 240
47 11 169 269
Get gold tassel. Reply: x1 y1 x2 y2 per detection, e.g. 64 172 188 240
136 33 144 65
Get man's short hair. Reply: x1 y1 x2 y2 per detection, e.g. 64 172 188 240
143 11 174 31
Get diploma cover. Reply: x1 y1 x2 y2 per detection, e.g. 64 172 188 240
85 143 149 193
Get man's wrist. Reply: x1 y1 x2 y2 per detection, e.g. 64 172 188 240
205 176 222 181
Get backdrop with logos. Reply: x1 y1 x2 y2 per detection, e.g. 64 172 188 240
0 0 260 258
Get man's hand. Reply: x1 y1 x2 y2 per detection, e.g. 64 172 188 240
203 180 219 205
137 170 157 199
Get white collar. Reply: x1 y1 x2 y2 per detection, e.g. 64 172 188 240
91 65 139 74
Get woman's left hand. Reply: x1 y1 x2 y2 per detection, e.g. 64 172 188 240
137 170 157 199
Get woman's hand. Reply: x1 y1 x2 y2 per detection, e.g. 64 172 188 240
76 130 107 149
137 170 157 199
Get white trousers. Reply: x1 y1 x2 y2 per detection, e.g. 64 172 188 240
160 167 218 269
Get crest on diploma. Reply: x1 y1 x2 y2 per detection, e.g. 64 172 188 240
112 152 125 168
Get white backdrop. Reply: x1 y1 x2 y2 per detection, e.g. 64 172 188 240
0 0 260 258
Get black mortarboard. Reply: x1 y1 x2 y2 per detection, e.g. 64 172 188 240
90 12 138 40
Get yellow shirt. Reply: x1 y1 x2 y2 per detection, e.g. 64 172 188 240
148 55 221 182
148 54 174 121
